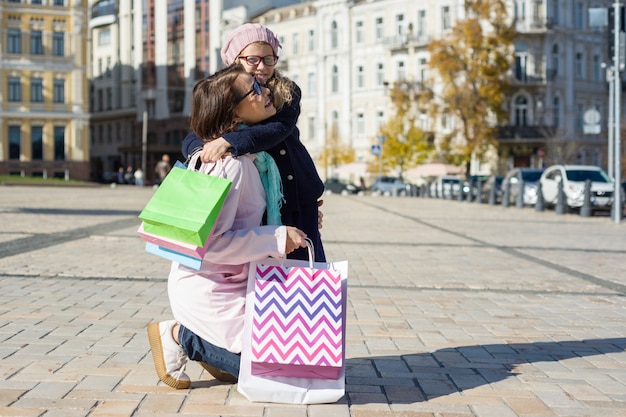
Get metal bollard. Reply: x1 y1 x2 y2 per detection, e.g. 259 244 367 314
502 181 511 208
555 178 566 215
466 184 473 202
580 179 592 217
456 185 463 201
475 181 483 204
488 182 497 205
516 180 525 208
535 182 544 212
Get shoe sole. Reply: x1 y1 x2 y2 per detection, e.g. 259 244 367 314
199 362 237 383
147 322 191 389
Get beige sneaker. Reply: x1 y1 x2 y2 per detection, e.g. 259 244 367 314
199 361 237 383
147 321 191 389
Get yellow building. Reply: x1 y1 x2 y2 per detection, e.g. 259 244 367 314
0 0 90 181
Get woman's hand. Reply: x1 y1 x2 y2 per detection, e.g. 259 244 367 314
201 137 231 163
285 226 307 254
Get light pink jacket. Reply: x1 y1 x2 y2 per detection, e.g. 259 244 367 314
168 154 287 353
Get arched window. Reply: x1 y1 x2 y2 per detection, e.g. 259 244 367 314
331 21 338 49
331 65 338 93
514 95 528 126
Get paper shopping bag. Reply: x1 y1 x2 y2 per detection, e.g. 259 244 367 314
144 242 203 270
251 263 343 379
138 166 231 247
238 244 348 404
137 223 208 259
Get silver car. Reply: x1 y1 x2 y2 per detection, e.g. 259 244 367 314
539 165 614 213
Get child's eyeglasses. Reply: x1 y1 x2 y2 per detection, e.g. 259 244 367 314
236 80 263 105
238 55 279 66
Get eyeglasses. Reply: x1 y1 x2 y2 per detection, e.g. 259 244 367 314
236 79 263 105
238 55 279 66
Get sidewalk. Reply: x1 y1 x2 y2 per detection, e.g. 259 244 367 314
0 185 625 417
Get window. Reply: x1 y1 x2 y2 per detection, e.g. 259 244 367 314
356 113 365 135
32 0 42 4
575 52 584 79
54 126 65 160
593 55 602 81
396 60 406 80
54 79 65 102
514 96 528 126
307 72 316 96
515 42 528 82
376 63 384 86
552 0 560 25
419 58 428 82
551 44 559 77
574 2 584 29
307 116 315 140
31 77 43 102
99 28 111 46
8 29 21 54
31 30 43 54
331 21 338 49
9 126 21 160
308 30 315 51
53 0 64 5
9 77 21 101
331 65 338 93
356 65 364 88
417 10 427 38
442 6 451 30
31 126 43 160
375 17 384 40
576 103 584 130
514 0 526 20
292 32 299 54
376 111 385 130
355 21 364 44
53 32 64 56
553 96 560 127
395 14 405 37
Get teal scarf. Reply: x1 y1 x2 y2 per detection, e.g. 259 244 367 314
238 123 284 225
253 151 284 225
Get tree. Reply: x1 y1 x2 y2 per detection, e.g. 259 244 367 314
317 125 355 178
378 81 433 178
421 0 514 169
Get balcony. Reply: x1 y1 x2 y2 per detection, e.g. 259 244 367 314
89 0 116 29
384 33 430 51
515 17 554 33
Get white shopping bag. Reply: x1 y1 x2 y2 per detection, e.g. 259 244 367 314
237 244 348 404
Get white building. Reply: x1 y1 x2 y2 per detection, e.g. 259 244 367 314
255 0 616 179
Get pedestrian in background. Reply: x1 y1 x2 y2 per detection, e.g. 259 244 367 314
134 167 144 186
154 154 171 186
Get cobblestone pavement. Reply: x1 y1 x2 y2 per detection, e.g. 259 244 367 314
0 185 625 417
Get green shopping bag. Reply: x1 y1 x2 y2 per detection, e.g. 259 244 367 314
139 166 232 247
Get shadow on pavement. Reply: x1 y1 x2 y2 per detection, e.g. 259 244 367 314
345 337 626 404
14 207 140 216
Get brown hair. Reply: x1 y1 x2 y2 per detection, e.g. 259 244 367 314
189 64 247 141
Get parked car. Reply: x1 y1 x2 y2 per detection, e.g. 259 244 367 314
481 175 504 203
430 176 463 199
501 168 545 206
463 175 491 200
323 178 361 195
539 165 614 213
371 176 409 195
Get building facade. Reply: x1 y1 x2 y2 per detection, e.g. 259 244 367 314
255 0 616 179
0 0 90 180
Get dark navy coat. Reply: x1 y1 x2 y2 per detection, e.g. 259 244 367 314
182 84 326 262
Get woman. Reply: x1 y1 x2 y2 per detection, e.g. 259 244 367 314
181 23 326 262
148 64 308 389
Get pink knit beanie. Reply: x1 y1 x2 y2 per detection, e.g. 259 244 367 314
220 23 282 66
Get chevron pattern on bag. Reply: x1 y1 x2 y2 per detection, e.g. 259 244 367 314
251 264 343 368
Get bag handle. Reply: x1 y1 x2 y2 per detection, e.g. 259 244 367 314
304 238 314 268
188 151 227 178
